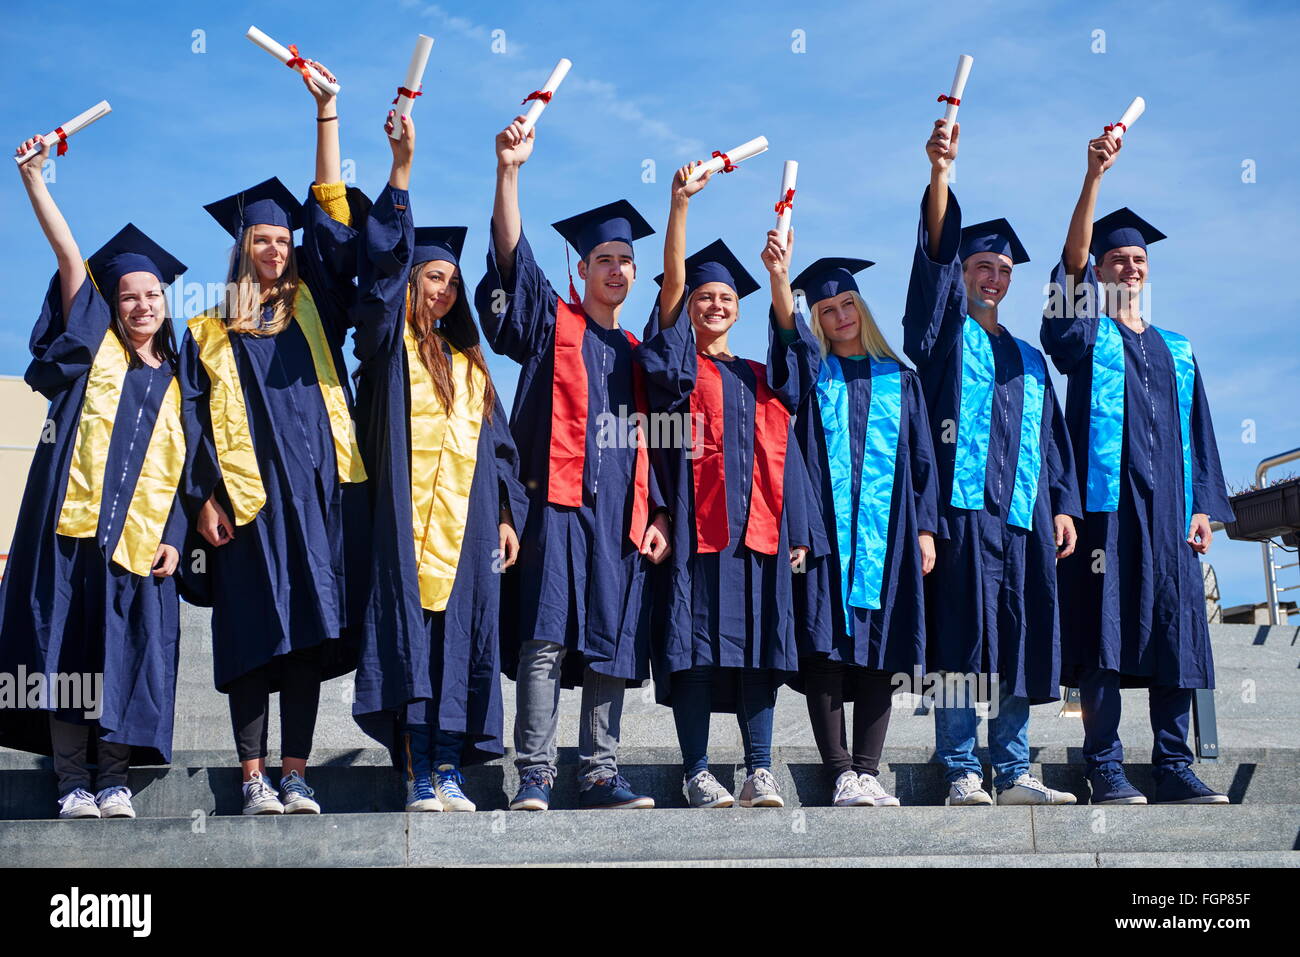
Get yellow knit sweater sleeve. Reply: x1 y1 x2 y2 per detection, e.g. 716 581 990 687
311 181 350 227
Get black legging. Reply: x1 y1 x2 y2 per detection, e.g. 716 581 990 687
801 655 895 777
227 647 322 762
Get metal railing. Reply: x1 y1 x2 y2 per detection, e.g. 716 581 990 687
1255 447 1300 625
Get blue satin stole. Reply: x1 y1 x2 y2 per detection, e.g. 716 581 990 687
815 355 902 622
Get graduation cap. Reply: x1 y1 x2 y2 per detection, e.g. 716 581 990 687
791 257 874 306
959 218 1030 265
85 223 188 295
202 176 304 240
654 238 760 299
1090 207 1165 261
413 226 468 268
551 199 654 260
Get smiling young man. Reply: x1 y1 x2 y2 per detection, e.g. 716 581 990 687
903 118 1082 807
1040 130 1235 806
474 116 671 811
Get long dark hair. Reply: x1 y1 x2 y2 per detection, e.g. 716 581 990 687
406 262 495 422
108 282 180 370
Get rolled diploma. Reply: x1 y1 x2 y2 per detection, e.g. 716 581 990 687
942 54 974 129
775 160 798 237
1109 96 1145 139
519 58 572 135
246 25 340 96
14 101 111 165
686 135 769 183
390 34 435 140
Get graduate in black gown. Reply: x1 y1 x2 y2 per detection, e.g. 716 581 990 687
0 137 190 820
350 112 527 813
473 116 672 811
1041 128 1234 805
903 116 1082 807
635 164 816 809
763 224 941 808
178 58 370 815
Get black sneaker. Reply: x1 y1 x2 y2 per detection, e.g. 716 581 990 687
1087 764 1148 805
1153 766 1229 804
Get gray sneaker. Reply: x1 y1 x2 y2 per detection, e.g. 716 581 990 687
279 770 321 814
996 772 1077 806
683 770 734 808
738 768 784 808
95 785 136 818
241 771 284 816
946 772 993 806
57 787 100 819
857 772 901 807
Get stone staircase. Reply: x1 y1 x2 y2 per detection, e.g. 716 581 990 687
1 607 1296 866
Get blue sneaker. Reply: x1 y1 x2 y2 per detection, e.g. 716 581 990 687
1087 764 1148 805
509 767 554 811
435 764 476 812
578 773 655 810
405 773 443 812
1153 766 1229 805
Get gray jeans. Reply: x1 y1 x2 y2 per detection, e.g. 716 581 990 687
49 716 130 796
514 639 625 785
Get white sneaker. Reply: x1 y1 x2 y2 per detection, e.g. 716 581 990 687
57 787 100 819
858 772 901 807
946 772 993 806
241 771 284 815
95 785 136 818
405 774 443 812
996 772 1077 806
738 768 784 808
684 770 735 808
832 769 872 807
434 765 476 812
279 770 321 814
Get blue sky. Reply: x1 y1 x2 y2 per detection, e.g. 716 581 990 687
2 0 1297 609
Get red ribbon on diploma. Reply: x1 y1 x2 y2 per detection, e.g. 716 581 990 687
937 93 961 106
393 86 423 104
712 150 737 173
521 90 553 105
1104 122 1126 135
54 127 68 157
285 44 311 81
774 188 795 214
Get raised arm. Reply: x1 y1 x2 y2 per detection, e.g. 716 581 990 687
301 57 342 185
491 115 535 279
15 136 84 316
1062 130 1123 279
925 119 959 260
353 113 416 366
658 162 713 328
762 227 795 332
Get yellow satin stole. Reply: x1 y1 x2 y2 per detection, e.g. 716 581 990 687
188 283 367 526
55 331 186 577
404 322 485 612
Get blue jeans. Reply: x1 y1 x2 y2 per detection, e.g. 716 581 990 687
933 677 1030 791
671 666 775 776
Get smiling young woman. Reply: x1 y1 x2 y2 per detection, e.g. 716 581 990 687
0 137 191 820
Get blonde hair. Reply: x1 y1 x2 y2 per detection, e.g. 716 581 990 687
808 290 902 363
222 227 299 335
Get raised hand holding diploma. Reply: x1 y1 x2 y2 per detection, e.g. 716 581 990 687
496 115 535 169
685 135 769 183
246 25 341 96
937 54 974 129
390 34 435 141
14 101 111 165
774 160 798 239
519 58 572 136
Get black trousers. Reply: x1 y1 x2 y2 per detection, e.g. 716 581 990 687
227 647 322 762
801 655 895 777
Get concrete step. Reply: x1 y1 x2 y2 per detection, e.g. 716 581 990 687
0 805 1295 867
2 746 1296 819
